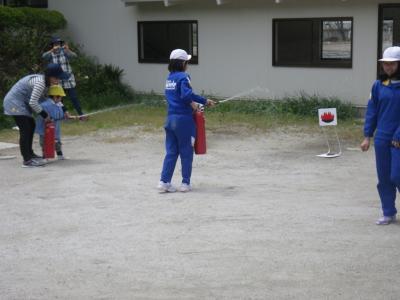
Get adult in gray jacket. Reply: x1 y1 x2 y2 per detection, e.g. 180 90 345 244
3 63 69 167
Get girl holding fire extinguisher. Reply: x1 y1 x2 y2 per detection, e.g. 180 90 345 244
158 49 215 193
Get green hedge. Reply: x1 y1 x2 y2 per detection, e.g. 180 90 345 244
0 6 67 128
0 6 137 129
0 6 66 87
212 93 356 120
64 48 136 113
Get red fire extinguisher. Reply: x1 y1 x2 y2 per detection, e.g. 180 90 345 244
43 121 55 159
194 106 206 155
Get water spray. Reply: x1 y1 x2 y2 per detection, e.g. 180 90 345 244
79 103 136 118
77 86 271 117
217 86 271 104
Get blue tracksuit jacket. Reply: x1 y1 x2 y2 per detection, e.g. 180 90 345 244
165 72 207 115
364 79 400 217
364 80 400 140
160 71 207 185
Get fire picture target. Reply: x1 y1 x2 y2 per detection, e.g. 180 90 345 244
318 108 337 126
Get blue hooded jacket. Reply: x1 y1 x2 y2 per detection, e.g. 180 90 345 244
165 72 207 116
35 98 65 140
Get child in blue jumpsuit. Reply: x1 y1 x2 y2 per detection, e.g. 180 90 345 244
36 85 77 159
158 49 215 193
361 46 400 225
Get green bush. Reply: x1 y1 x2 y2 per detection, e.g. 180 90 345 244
113 90 356 121
0 6 137 129
0 102 14 129
0 6 66 128
0 6 25 30
212 93 356 120
64 46 136 113
0 6 66 87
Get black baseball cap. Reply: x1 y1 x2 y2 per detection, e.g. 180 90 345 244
44 63 70 80
50 36 64 45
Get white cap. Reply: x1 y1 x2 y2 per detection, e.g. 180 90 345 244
379 46 400 62
170 49 192 61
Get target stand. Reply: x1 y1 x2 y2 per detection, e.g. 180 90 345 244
317 108 342 158
317 126 342 158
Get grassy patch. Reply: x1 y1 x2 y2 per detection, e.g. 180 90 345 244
207 111 364 143
62 105 165 136
0 102 364 145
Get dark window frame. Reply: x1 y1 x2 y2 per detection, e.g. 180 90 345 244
378 3 400 60
138 20 199 64
2 0 48 8
273 17 353 68
377 4 400 76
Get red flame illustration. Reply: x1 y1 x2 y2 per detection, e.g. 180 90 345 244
321 112 335 123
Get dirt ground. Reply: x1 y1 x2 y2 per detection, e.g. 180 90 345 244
1 126 399 300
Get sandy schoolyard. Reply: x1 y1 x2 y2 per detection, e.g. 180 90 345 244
1 126 400 299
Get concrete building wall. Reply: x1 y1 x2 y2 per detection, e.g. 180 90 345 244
48 0 400 105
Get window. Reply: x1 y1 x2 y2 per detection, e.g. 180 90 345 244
381 19 393 53
273 18 353 68
379 5 400 58
1 0 48 7
138 21 198 64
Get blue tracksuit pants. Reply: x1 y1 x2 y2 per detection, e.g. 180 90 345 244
161 114 195 184
374 138 400 216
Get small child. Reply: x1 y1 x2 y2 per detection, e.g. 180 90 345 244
36 85 76 160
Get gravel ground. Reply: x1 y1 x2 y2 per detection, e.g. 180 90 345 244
0 127 399 300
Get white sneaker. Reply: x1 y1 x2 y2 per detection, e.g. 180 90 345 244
157 181 176 193
376 215 396 225
57 155 67 160
179 183 192 192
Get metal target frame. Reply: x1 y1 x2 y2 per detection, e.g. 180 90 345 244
316 126 342 158
317 108 342 158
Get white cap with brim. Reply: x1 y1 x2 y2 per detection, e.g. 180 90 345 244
379 46 400 62
170 49 192 61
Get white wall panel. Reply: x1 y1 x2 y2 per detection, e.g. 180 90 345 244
48 0 400 105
